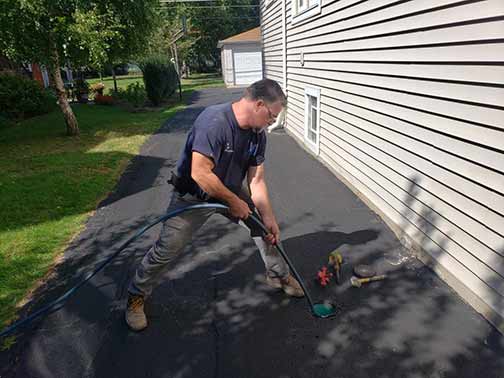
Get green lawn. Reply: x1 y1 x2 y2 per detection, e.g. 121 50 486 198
182 73 226 91
87 72 225 93
88 74 143 92
0 75 224 329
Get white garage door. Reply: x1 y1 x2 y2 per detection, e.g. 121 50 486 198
233 49 263 85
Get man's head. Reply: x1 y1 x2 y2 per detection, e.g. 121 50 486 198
242 79 286 130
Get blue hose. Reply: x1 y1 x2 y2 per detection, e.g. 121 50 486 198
0 203 319 338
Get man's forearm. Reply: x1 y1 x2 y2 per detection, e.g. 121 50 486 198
193 171 240 205
250 181 275 221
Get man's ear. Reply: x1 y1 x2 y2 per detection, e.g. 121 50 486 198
255 99 264 112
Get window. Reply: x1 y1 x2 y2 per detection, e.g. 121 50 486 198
292 0 321 24
41 66 50 88
304 87 321 155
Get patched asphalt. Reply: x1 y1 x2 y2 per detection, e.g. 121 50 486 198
1 88 503 378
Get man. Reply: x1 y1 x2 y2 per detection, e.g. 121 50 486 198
126 79 303 332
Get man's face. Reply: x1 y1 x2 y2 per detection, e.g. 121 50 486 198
253 100 283 129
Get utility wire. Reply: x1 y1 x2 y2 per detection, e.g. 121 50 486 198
160 4 259 7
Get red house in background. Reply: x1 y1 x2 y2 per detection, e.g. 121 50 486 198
0 55 73 88
30 63 49 87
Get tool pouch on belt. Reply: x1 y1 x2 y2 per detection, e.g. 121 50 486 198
167 171 194 196
168 171 212 201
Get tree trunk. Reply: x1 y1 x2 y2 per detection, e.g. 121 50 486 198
173 44 182 101
111 65 118 92
50 48 79 136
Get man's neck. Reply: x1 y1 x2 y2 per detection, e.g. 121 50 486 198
231 99 252 130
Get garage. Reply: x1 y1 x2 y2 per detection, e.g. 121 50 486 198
217 27 263 87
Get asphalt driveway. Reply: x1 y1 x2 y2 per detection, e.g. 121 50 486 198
1 87 503 378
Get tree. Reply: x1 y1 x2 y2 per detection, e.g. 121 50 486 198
158 0 259 73
189 0 259 70
0 0 158 136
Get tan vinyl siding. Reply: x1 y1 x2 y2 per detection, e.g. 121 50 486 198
262 0 504 330
287 0 502 43
261 0 284 84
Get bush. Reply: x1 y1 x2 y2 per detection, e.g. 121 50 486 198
0 113 11 128
74 78 90 104
109 82 147 109
123 82 146 108
0 74 58 121
139 55 178 106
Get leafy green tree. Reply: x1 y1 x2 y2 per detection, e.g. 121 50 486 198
0 0 158 136
158 0 259 73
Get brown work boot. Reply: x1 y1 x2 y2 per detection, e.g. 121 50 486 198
266 274 305 298
125 293 147 331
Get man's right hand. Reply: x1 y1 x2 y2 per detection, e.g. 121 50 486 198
191 152 252 219
229 197 252 219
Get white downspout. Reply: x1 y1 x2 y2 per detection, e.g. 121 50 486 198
282 0 287 92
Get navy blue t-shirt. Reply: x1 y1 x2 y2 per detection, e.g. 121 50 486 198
175 102 266 198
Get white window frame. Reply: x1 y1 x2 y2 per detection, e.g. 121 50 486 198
41 66 50 88
291 0 321 25
304 86 321 155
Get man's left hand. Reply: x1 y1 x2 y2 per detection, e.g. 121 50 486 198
262 216 280 245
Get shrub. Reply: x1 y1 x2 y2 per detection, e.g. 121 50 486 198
0 113 11 128
109 82 147 109
138 55 178 106
0 74 58 121
123 82 146 108
74 78 89 94
74 78 90 103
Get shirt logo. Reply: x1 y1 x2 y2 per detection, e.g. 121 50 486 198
224 142 234 153
248 141 259 157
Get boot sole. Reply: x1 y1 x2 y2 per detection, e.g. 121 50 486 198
125 313 148 332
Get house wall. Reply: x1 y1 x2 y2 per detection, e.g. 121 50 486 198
260 0 284 86
31 64 44 86
261 0 504 331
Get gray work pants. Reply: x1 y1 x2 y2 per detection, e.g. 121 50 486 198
128 190 289 297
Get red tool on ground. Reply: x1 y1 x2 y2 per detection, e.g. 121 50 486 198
317 266 333 287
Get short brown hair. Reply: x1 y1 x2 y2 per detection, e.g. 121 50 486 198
243 79 287 106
